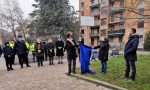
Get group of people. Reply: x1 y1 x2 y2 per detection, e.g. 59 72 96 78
0 28 139 81
0 35 65 71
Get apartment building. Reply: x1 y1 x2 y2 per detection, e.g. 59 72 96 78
79 0 150 49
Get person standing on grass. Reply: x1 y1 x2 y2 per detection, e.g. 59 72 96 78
3 42 14 71
55 37 64 64
65 31 78 76
93 37 110 74
47 39 55 65
124 28 139 81
35 39 44 67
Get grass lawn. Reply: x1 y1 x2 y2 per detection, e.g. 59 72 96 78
76 55 150 90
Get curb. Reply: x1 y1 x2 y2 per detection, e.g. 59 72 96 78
70 74 127 90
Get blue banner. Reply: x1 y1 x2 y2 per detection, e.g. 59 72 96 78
80 44 96 74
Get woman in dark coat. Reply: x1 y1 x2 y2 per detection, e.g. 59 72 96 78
55 38 64 64
65 32 78 76
3 42 14 71
47 39 55 65
35 39 44 67
94 37 110 74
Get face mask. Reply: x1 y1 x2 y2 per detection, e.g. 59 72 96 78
37 39 41 43
6 44 9 46
58 38 61 41
18 38 23 41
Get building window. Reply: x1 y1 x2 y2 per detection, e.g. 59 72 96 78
91 0 94 4
81 30 84 34
81 2 84 7
137 21 144 28
110 25 114 30
81 11 84 16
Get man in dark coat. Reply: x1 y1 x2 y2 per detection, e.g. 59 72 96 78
65 32 78 76
14 35 31 68
35 39 44 67
55 37 64 64
47 39 55 65
94 37 110 74
3 42 14 71
124 28 139 81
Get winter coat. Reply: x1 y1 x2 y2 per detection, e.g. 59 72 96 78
42 42 47 52
3 42 14 58
35 43 44 57
66 39 78 60
47 43 55 57
124 34 139 61
94 41 110 61
0 46 2 56
14 40 29 56
55 40 64 56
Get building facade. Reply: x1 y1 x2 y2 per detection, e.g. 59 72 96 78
79 0 149 49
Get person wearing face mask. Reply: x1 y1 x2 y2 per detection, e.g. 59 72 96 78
35 39 44 67
47 39 55 65
3 42 14 71
124 28 139 81
93 37 110 74
65 32 78 76
55 37 64 64
14 35 31 68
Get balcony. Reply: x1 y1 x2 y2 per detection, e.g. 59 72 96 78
90 2 100 9
91 12 100 17
90 32 99 37
108 29 125 37
90 21 100 28
109 18 124 24
100 25 107 30
110 7 124 14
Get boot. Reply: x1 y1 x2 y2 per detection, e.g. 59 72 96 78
73 63 76 74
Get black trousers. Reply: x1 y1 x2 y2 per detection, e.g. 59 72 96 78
49 56 54 65
12 55 15 64
125 60 136 80
37 57 43 66
68 57 76 74
5 57 13 69
44 51 47 61
18 54 29 67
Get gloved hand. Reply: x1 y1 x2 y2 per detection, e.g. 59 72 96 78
8 55 11 57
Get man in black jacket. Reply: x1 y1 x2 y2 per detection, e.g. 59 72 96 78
124 28 139 81
3 42 14 71
14 35 31 68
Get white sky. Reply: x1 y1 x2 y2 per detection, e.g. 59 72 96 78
18 0 79 18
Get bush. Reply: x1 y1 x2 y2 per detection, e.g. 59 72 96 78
144 32 150 51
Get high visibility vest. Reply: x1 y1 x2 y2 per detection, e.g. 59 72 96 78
9 41 15 48
30 43 35 52
25 42 30 49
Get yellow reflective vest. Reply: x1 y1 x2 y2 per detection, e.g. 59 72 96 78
9 41 15 48
30 43 35 52
25 42 30 50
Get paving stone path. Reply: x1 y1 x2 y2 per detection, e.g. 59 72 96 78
0 56 110 90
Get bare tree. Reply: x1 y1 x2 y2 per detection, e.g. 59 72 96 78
0 0 25 40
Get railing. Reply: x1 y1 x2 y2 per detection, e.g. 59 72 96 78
110 18 124 23
90 2 100 8
110 7 124 14
91 12 100 16
90 32 99 37
100 25 107 30
108 29 125 35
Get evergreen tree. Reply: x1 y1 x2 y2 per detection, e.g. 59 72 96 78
30 0 79 40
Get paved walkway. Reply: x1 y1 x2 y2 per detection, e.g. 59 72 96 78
0 56 110 90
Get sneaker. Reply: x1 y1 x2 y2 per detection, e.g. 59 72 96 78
58 61 60 64
10 68 14 70
61 62 63 64
27 65 31 67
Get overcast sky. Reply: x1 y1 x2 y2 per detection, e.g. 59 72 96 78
18 0 79 18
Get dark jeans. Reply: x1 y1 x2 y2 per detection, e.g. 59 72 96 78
44 51 47 61
101 61 107 73
18 54 30 67
49 56 54 65
125 60 136 80
68 58 76 74
37 57 43 66
5 57 13 69
32 52 36 62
